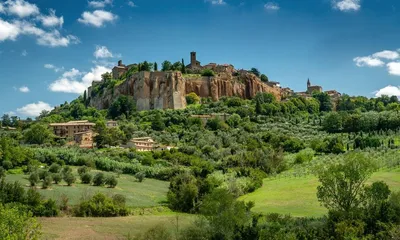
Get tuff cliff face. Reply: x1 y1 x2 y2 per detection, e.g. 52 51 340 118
89 71 281 111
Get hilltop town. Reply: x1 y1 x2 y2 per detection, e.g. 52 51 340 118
87 52 341 111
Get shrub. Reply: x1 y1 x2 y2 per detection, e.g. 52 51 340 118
52 173 62 184
42 175 52 189
2 160 13 170
93 172 106 186
61 166 72 178
49 163 61 173
28 172 39 187
80 172 93 184
135 172 146 182
201 69 215 77
294 148 315 164
186 92 200 105
105 175 118 188
38 169 49 180
78 166 90 176
0 167 5 179
64 173 76 186
73 193 129 217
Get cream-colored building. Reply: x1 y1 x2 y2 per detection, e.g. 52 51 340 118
106 120 118 128
50 120 95 139
74 130 94 148
127 137 155 151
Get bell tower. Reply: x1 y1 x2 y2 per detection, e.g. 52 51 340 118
190 52 197 67
307 78 311 88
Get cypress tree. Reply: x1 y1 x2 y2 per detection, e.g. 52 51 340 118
181 58 186 74
154 62 158 71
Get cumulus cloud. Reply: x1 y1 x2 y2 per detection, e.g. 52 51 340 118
353 56 384 67
62 68 82 79
0 18 20 41
264 2 280 10
94 45 113 58
0 17 78 47
205 0 226 5
49 66 111 94
6 0 40 18
78 10 117 27
19 86 29 92
374 85 400 98
88 0 113 8
37 9 64 28
16 101 52 117
387 62 400 76
332 0 360 12
372 50 399 60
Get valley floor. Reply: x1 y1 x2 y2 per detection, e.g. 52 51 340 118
240 168 400 217
40 214 195 240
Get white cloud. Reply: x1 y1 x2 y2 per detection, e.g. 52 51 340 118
38 9 64 28
21 49 27 56
44 63 64 72
0 18 20 41
264 2 280 10
0 2 4 13
372 50 399 60
6 0 40 18
0 19 79 47
94 45 113 58
16 101 52 117
88 0 113 8
19 86 29 92
62 68 81 79
205 0 226 5
387 62 400 76
333 0 360 12
78 10 117 27
353 56 384 67
127 1 136 7
49 66 111 94
374 85 400 97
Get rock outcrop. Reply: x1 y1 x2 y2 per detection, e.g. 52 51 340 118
89 71 281 111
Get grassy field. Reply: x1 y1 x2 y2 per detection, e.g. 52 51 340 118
39 214 196 240
239 168 400 217
6 169 169 208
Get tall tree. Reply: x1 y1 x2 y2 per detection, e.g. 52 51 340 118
154 62 158 71
181 58 186 74
161 60 172 71
249 68 260 77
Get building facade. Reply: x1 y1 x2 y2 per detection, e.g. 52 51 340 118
126 137 155 151
50 120 95 139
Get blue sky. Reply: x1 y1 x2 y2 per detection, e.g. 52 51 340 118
1 0 400 117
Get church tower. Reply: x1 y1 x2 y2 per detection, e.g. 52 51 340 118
307 78 311 88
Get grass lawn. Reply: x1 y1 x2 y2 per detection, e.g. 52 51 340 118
6 169 169 208
39 214 196 240
239 168 400 217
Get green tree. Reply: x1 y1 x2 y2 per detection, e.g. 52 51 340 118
167 172 199 212
249 68 260 77
29 172 39 187
260 74 268 82
64 173 76 186
323 112 343 133
0 205 41 240
186 92 200 105
181 58 186 73
201 69 215 77
105 175 118 188
161 60 172 71
315 152 376 214
200 189 253 240
93 172 106 186
151 112 165 131
313 92 333 112
108 95 136 119
23 124 54 145
154 62 158 71
80 172 93 184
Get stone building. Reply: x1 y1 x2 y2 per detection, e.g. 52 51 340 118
106 120 118 128
187 52 202 70
126 137 155 151
112 60 129 79
74 130 94 148
50 120 95 139
306 79 323 94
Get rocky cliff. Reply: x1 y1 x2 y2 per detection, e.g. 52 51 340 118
89 71 281 111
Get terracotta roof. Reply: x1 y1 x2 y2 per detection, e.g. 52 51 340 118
50 120 95 127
